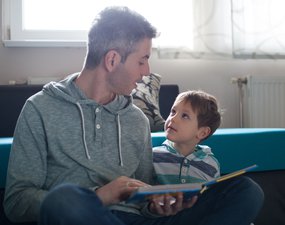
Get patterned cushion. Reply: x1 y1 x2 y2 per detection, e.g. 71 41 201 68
132 73 165 132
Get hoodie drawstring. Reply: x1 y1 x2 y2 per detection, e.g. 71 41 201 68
76 102 91 160
116 114 123 166
76 102 123 166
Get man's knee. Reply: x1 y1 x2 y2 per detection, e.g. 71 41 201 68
240 176 264 206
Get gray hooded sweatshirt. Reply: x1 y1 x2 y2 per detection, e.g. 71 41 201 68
4 73 154 222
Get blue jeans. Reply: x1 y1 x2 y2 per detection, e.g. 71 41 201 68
39 176 263 225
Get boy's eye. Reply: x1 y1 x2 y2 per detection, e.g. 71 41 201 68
139 61 144 65
170 109 176 115
182 113 190 119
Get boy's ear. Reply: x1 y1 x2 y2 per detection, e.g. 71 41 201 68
104 50 121 71
198 126 211 140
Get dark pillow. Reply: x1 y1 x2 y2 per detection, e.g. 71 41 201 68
132 73 165 132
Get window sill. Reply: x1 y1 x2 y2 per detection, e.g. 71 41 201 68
2 40 87 48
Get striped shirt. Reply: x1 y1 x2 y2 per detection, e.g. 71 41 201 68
153 140 220 185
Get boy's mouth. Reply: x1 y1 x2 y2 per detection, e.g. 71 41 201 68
166 125 177 132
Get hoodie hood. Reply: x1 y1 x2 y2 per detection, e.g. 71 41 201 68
42 73 132 165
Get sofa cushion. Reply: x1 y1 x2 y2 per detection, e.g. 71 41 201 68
132 73 165 132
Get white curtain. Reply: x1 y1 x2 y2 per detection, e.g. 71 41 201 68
232 0 285 58
157 0 285 59
8 0 285 55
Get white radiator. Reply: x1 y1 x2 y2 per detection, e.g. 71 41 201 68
244 75 285 128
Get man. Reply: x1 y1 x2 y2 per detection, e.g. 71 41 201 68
4 6 263 225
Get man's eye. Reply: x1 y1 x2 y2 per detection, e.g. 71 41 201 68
139 61 144 65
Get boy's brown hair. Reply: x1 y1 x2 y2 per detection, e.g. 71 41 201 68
175 90 221 139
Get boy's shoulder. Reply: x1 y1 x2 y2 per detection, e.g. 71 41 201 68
194 145 215 158
153 139 176 154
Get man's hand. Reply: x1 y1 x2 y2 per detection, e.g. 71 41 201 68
149 193 198 216
95 176 148 206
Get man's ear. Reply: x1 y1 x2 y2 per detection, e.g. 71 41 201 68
104 50 121 71
197 126 211 140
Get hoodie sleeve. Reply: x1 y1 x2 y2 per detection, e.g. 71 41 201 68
4 100 48 223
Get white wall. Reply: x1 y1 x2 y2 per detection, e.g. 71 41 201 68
150 55 285 128
1 1 285 128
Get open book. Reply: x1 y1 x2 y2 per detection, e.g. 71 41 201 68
127 164 258 204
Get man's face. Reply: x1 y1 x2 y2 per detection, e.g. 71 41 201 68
109 38 152 95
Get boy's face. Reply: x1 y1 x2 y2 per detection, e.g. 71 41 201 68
165 100 208 146
109 38 152 95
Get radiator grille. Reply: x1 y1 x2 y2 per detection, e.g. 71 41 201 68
245 75 285 127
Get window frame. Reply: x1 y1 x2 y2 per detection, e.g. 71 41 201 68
3 0 88 47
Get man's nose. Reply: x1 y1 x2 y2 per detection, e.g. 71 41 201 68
141 64 150 77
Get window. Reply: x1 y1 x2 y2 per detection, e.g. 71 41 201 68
3 0 285 59
3 0 194 49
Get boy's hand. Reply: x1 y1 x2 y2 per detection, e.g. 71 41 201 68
149 193 198 216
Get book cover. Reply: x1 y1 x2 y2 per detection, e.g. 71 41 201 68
127 164 258 204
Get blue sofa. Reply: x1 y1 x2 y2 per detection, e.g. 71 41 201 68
1 128 285 225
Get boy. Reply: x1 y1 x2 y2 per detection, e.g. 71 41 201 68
153 90 221 185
